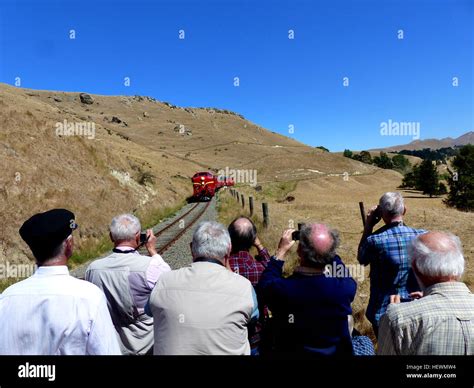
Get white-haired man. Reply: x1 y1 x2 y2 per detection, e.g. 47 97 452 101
357 192 426 336
147 221 259 355
378 231 474 355
85 214 171 355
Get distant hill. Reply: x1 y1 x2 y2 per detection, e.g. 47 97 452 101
370 131 473 152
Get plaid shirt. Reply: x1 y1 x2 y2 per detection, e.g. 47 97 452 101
352 335 375 356
229 248 270 287
358 223 425 327
229 248 270 350
378 282 474 355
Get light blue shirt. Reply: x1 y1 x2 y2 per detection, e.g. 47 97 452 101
0 265 121 355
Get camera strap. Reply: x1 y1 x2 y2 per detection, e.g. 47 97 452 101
113 248 137 254
387 221 404 228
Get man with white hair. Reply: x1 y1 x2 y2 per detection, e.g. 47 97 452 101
85 214 171 355
378 231 474 355
147 221 259 355
358 192 426 336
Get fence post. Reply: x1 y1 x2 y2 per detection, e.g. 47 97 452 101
249 196 254 216
262 203 269 228
241 194 245 208
359 202 366 227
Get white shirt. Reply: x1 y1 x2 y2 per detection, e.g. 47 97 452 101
0 265 121 355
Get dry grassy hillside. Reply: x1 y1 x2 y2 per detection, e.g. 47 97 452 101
0 84 197 266
13 85 373 181
0 83 374 268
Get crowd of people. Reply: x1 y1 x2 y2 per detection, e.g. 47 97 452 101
0 192 472 355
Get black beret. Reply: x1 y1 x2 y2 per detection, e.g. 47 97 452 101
19 209 78 260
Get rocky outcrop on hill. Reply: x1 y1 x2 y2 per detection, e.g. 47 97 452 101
79 93 94 104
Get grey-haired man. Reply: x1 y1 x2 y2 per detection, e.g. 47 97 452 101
358 192 426 336
86 214 171 355
147 221 259 355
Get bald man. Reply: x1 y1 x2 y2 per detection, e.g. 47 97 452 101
258 223 357 355
228 216 270 285
378 231 474 355
228 216 270 355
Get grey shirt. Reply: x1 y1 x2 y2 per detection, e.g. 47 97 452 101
86 249 171 355
149 261 258 355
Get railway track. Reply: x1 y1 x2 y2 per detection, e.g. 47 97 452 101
70 200 212 279
141 201 211 255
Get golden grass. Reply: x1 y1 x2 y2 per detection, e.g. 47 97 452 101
0 278 23 293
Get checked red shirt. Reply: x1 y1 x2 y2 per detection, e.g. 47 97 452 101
229 247 270 352
229 248 270 286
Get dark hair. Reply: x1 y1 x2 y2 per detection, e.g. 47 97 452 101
298 224 340 267
32 239 67 263
228 217 257 253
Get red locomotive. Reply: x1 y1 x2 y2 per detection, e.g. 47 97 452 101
215 175 235 190
192 172 217 201
191 172 235 201
223 176 235 188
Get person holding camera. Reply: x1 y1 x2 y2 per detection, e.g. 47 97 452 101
227 216 270 355
257 223 357 355
85 213 171 355
357 192 426 337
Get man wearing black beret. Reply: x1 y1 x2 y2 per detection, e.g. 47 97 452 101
0 209 120 355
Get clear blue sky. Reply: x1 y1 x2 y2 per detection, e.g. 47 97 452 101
0 0 472 151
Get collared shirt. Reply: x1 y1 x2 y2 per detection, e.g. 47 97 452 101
378 282 474 355
258 256 357 355
0 266 120 355
149 261 258 355
85 247 171 355
358 223 426 326
228 247 270 286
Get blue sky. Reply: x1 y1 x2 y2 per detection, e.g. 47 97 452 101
0 0 472 151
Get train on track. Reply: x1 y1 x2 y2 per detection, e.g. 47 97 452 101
191 172 234 201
